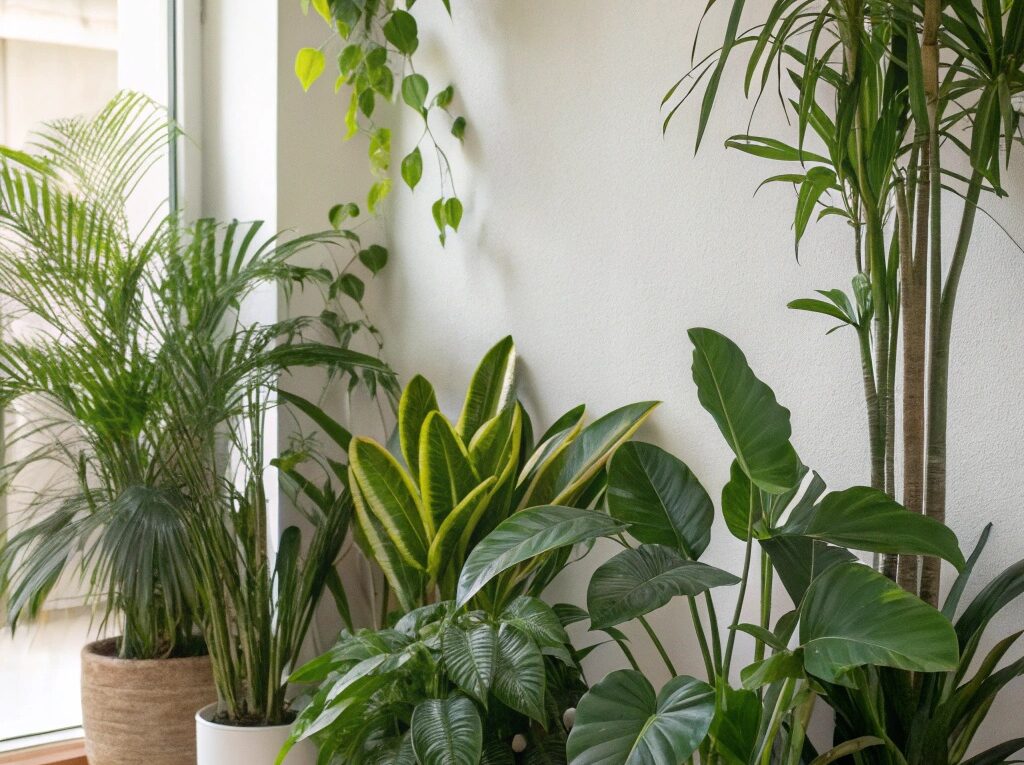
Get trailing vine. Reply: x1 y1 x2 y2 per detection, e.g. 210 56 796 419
296 0 465 245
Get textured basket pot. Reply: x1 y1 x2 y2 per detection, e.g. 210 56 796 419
81 638 216 765
196 703 317 765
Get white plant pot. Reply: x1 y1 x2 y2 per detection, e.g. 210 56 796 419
195 703 317 765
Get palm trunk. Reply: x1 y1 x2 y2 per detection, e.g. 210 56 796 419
923 173 983 606
918 0 943 606
898 169 927 595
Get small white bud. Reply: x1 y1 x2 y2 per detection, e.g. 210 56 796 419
511 734 528 753
562 706 577 730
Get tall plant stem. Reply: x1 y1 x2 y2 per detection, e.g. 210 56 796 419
898 166 928 594
755 549 773 665
917 0 945 607
724 496 756 679
704 591 724 673
638 614 677 677
923 172 983 605
688 596 717 682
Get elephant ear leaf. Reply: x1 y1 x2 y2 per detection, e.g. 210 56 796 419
399 374 439 481
457 336 516 442
607 441 714 559
587 544 739 629
567 670 715 765
800 562 959 684
797 486 965 569
688 328 800 494
410 695 483 765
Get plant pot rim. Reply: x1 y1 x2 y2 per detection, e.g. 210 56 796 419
83 637 210 666
195 703 296 733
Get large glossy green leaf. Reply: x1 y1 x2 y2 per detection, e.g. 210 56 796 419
800 562 959 684
795 487 965 569
587 544 739 629
349 437 428 568
520 402 659 508
567 670 715 765
456 506 626 607
442 623 497 706
760 534 855 605
493 624 546 722
709 683 762 765
456 336 516 442
607 442 713 559
688 328 800 494
419 411 480 537
410 695 483 765
398 374 439 481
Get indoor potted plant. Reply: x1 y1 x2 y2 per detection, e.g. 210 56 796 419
166 223 393 763
280 337 657 762
0 92 215 765
0 92 389 765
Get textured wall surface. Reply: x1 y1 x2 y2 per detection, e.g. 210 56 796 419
333 0 1024 747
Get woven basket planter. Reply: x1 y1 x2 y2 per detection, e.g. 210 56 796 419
81 638 216 765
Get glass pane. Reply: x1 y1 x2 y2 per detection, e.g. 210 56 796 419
0 0 172 747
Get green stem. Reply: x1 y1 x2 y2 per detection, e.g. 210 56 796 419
755 549 773 665
724 493 756 679
638 615 677 677
688 596 716 683
704 591 724 674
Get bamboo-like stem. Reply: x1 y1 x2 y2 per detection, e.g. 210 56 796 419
918 0 944 607
923 172 983 606
898 165 928 595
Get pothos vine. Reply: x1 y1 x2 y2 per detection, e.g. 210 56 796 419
296 0 465 247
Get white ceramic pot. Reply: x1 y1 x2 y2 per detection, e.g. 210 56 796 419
195 703 317 765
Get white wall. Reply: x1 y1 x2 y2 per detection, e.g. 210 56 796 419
344 0 1024 747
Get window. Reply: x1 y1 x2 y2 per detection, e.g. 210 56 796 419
0 0 178 749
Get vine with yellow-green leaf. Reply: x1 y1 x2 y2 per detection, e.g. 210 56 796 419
296 0 465 246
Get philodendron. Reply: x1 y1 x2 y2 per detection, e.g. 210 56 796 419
457 328 987 764
280 337 657 763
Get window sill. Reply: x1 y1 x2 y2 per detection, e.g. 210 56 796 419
0 740 86 765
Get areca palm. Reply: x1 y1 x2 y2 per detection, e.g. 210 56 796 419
0 92 391 662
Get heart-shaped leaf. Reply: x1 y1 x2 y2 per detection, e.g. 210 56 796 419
587 544 739 628
800 562 959 683
796 486 965 569
607 442 714 559
688 328 799 494
457 506 626 607
410 696 482 765
567 670 715 764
